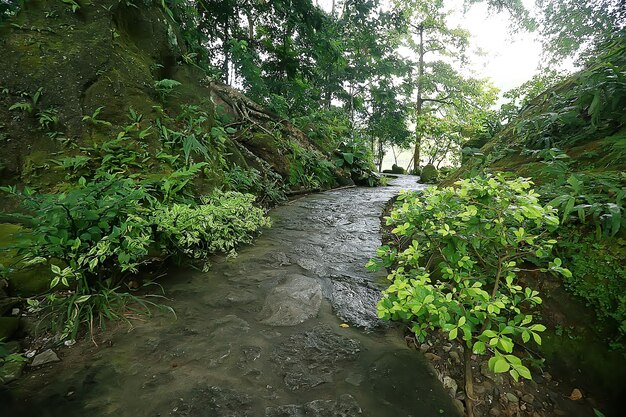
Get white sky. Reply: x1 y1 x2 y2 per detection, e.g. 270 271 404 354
317 0 548 95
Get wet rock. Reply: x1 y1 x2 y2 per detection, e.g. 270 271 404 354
30 349 60 367
209 315 250 338
420 164 439 183
259 274 322 326
266 394 362 417
453 399 465 415
172 386 255 416
271 325 360 391
331 279 383 329
266 251 291 267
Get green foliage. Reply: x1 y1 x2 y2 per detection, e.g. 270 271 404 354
224 165 287 205
369 174 570 381
8 87 43 114
153 191 270 269
157 103 223 166
82 106 113 127
511 37 626 150
557 230 626 339
154 78 181 100
334 140 380 187
2 176 270 339
287 141 336 189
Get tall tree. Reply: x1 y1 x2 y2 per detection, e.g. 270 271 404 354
395 0 496 170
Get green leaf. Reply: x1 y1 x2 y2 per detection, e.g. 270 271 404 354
448 327 458 340
493 358 510 373
516 364 532 380
472 341 486 354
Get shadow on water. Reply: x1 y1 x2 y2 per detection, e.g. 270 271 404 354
4 176 459 417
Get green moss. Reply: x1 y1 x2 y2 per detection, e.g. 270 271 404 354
420 164 438 183
0 317 19 340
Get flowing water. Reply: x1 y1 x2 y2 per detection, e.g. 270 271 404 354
4 175 459 417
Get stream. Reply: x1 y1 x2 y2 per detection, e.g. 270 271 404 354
4 175 459 417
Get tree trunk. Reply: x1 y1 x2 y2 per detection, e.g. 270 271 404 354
412 24 424 170
464 346 476 417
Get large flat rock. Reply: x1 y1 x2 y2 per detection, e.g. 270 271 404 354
259 274 322 326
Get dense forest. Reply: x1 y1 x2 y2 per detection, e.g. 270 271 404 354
0 1 625 417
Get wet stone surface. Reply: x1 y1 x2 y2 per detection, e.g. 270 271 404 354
6 176 460 417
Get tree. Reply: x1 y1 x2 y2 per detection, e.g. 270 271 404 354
535 0 626 64
393 0 498 170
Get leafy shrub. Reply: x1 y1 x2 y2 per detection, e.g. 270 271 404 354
153 191 271 268
369 175 570 391
334 140 380 186
287 141 336 189
224 165 287 205
2 180 270 340
541 172 626 237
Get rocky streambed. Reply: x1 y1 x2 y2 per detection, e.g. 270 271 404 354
3 176 459 417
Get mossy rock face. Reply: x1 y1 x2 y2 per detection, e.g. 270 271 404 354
391 164 405 174
0 360 26 384
420 164 439 183
7 264 54 297
0 317 19 340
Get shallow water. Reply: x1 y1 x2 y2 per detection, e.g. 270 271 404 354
5 176 459 417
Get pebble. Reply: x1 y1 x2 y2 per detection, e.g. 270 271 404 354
419 343 430 352
449 350 461 364
522 394 535 403
489 407 501 416
505 393 519 403
424 352 442 361
443 376 458 396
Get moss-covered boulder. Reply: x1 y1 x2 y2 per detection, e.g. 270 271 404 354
391 164 405 174
420 164 438 183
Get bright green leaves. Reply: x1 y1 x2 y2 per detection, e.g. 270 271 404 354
488 352 532 382
374 173 566 383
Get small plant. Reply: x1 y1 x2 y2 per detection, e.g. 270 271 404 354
369 174 570 415
8 87 43 114
154 79 181 100
61 0 80 13
82 106 112 127
37 108 59 130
